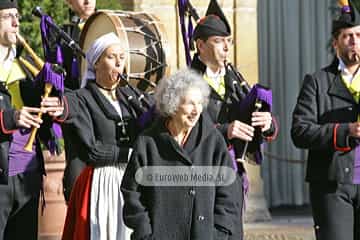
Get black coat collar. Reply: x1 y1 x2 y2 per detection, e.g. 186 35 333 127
190 54 237 102
326 58 356 104
85 80 133 121
147 114 215 164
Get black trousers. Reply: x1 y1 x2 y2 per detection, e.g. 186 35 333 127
310 182 360 240
0 171 42 240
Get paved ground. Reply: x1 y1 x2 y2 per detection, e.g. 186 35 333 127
244 206 315 240
39 206 316 240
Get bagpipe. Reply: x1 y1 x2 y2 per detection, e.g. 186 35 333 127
178 0 274 164
17 6 83 153
224 62 273 164
32 7 85 58
117 73 155 125
16 33 56 152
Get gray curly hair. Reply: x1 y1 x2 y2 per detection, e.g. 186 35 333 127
154 68 210 117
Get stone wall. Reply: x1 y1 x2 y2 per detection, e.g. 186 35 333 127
119 0 259 85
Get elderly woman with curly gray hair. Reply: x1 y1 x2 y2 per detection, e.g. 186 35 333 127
121 68 240 240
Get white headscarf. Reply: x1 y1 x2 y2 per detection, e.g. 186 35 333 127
82 32 123 87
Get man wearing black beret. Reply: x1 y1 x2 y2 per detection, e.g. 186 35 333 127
292 0 360 239
191 0 277 239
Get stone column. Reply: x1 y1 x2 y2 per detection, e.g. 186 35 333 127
120 0 271 222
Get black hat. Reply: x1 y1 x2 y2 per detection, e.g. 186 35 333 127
0 0 17 10
192 0 231 40
332 0 360 35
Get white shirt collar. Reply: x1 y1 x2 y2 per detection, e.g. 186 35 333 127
198 55 226 78
338 57 360 84
2 46 16 70
205 66 226 78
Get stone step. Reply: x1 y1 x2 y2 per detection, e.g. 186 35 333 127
244 216 315 240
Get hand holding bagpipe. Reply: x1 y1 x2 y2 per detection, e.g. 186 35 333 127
15 33 61 151
23 64 65 152
251 108 273 132
21 8 76 152
14 107 43 130
229 82 273 164
40 97 64 117
227 119 254 142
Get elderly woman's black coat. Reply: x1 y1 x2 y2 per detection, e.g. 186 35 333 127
121 115 240 240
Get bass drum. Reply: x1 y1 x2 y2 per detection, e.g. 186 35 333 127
80 10 170 91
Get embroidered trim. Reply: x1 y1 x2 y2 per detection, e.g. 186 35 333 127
54 96 69 123
333 123 351 152
0 110 16 134
265 116 279 142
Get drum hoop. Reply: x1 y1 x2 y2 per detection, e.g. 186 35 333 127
80 10 171 90
98 10 170 79
136 13 171 79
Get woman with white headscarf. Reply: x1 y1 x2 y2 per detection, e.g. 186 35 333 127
44 32 141 240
